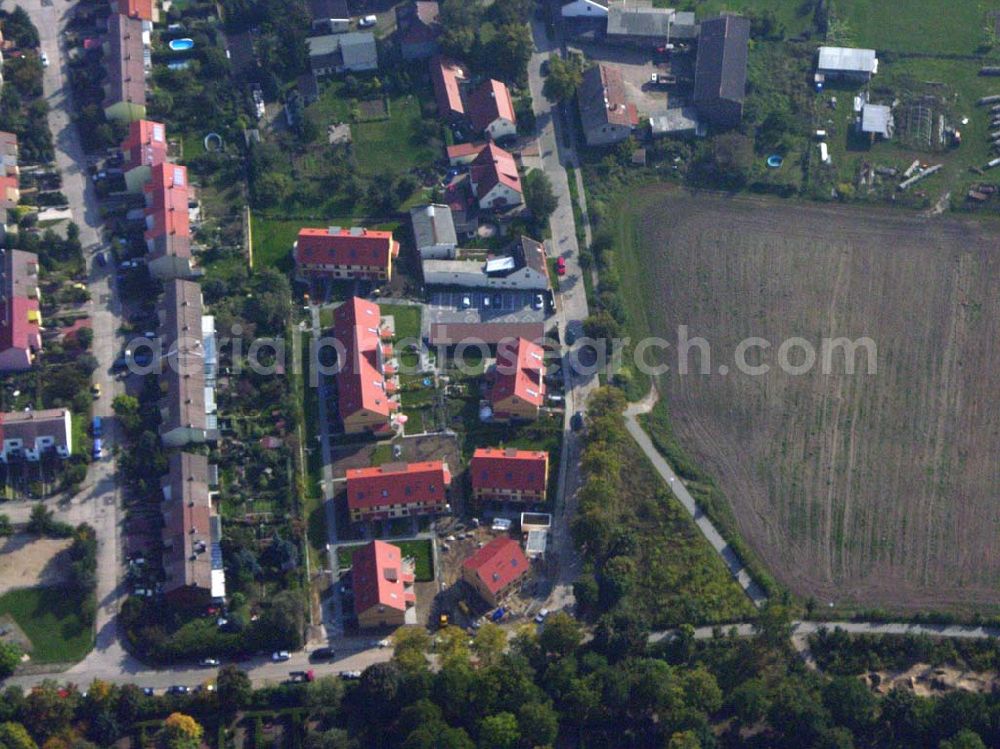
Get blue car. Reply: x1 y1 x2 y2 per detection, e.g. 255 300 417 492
92 416 102 437
92 438 102 460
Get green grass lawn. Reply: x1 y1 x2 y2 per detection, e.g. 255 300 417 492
251 215 404 271
337 539 434 581
379 303 421 340
350 95 438 176
0 587 94 663
71 410 89 459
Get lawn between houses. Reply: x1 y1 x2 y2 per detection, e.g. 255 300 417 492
336 539 434 582
0 586 94 663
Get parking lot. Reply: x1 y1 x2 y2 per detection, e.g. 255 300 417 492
428 290 547 326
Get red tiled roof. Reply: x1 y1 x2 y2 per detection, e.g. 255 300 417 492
467 79 516 131
429 56 468 119
118 0 155 21
491 337 545 408
446 142 487 161
471 448 548 494
0 250 40 357
470 142 521 200
346 461 451 511
0 175 18 209
333 297 393 423
144 163 190 241
352 540 415 616
122 119 167 172
463 537 529 596
295 227 397 270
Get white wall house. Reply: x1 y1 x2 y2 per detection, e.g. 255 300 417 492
561 0 608 18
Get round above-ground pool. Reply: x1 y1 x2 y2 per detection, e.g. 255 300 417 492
766 154 784 168
169 38 194 51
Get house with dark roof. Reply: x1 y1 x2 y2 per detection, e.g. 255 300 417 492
333 297 399 435
470 448 549 504
430 56 470 121
470 143 523 210
466 79 517 141
0 250 41 372
606 1 696 46
490 337 546 422
421 236 549 290
346 461 451 522
161 452 225 604
0 408 71 462
144 163 197 279
158 280 218 447
693 15 750 130
578 64 638 146
462 537 530 607
352 540 416 628
122 119 167 193
104 13 148 123
294 226 400 282
308 0 350 33
410 203 457 259
308 32 378 76
396 1 440 60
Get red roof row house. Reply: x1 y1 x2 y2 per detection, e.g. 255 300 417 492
332 297 399 435
346 460 451 522
144 162 196 279
469 142 523 211
294 226 399 283
490 337 546 422
352 540 416 628
122 118 167 192
0 249 41 372
470 448 549 504
462 536 531 607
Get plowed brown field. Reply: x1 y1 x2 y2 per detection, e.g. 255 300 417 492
618 186 1000 611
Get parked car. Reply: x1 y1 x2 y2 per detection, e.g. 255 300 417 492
533 294 544 310
92 438 102 460
142 687 155 696
460 295 471 309
272 651 291 662
358 14 377 26
310 647 336 661
199 658 220 668
90 383 101 398
534 608 550 624
40 52 49 67
91 416 102 437
556 257 567 276
96 252 107 267
166 685 189 695
571 411 585 431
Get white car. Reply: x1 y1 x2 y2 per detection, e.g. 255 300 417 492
272 651 291 662
199 658 220 667
359 14 377 27
40 52 49 67
534 608 549 624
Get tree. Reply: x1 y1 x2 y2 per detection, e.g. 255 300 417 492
668 731 702 749
157 713 203 749
940 730 987 749
0 722 36 749
0 642 20 678
539 612 582 659
112 395 141 436
477 712 519 749
543 54 584 103
216 665 251 717
522 169 557 226
822 676 876 737
304 728 354 749
394 627 431 673
696 133 753 187
472 622 506 667
517 702 558 747
306 675 344 711
727 678 769 729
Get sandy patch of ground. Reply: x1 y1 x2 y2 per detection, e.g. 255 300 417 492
864 663 999 696
0 534 72 595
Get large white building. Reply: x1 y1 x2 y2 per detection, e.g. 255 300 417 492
422 236 549 291
816 46 878 82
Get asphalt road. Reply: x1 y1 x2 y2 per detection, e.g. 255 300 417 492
23 0 132 680
649 620 1000 645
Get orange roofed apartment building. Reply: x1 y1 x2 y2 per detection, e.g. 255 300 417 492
352 540 416 628
470 448 549 505
293 226 400 283
346 461 451 522
462 536 530 608
333 297 399 435
490 337 545 422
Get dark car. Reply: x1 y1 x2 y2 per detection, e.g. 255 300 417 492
310 646 336 661
96 251 107 267
492 293 502 307
571 411 585 432
166 685 189 695
142 687 154 697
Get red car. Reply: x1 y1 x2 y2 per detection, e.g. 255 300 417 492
556 257 567 276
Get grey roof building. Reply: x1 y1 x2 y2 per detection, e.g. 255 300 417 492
693 15 750 130
817 46 878 81
308 32 378 76
860 103 893 138
410 204 458 259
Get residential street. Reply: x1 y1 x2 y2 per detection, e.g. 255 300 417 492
24 0 132 677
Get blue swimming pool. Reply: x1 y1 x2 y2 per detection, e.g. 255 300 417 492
169 38 194 51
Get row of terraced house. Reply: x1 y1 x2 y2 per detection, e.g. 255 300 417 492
102 0 223 605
